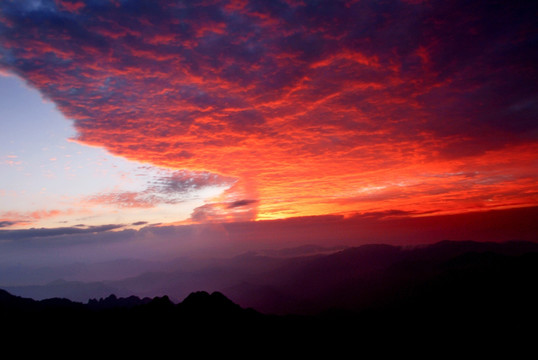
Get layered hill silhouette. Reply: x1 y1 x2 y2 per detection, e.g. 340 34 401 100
225 240 538 314
2 240 537 354
9 240 537 313
1 288 271 353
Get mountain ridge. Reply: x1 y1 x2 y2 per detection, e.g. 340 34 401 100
2 240 537 355
3 240 538 315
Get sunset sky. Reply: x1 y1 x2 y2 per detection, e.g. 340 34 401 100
0 0 536 262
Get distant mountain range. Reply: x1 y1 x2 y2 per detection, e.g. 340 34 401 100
4 240 538 316
2 240 537 354
224 239 538 315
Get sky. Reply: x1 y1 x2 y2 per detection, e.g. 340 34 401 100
0 0 536 264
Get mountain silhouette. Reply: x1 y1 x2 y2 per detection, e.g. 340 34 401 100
5 240 538 315
2 240 537 355
223 240 538 314
87 293 153 310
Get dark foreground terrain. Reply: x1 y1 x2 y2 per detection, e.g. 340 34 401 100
2 240 537 356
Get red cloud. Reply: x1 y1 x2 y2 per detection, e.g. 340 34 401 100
1 0 536 221
54 0 86 13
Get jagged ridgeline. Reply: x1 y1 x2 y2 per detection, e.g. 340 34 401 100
2 240 538 354
0 289 273 350
0 289 262 322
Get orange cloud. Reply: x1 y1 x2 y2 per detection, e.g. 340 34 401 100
0 209 77 228
1 0 536 222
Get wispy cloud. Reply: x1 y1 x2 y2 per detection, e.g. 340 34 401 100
0 220 20 228
87 170 236 208
0 224 124 241
0 209 76 228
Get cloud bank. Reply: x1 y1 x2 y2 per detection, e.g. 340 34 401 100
0 206 536 267
1 0 536 218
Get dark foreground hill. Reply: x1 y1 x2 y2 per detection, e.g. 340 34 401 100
2 240 537 355
0 289 274 355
